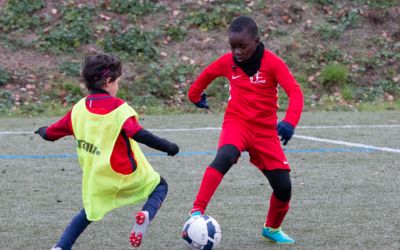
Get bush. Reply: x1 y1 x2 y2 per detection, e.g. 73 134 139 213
184 1 248 31
377 79 400 97
39 7 94 53
354 86 383 102
62 82 83 104
136 61 195 98
341 85 354 101
320 64 348 88
206 77 230 102
117 60 196 109
307 0 335 5
102 28 158 61
317 23 342 40
0 67 12 86
354 0 398 8
0 91 14 113
317 8 360 40
320 47 343 63
163 20 187 42
0 0 45 32
59 61 81 77
101 0 162 20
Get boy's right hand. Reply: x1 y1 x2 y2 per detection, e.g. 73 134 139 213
167 143 179 156
34 126 48 140
194 93 209 109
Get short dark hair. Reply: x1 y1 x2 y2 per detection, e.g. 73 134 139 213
82 53 122 91
228 16 258 38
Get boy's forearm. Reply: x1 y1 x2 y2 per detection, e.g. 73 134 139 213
283 85 304 127
41 109 74 140
188 60 222 103
274 59 304 127
132 129 172 152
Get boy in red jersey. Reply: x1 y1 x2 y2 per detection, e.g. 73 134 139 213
35 53 179 249
188 16 303 244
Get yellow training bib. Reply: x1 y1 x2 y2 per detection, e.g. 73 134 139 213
71 98 160 221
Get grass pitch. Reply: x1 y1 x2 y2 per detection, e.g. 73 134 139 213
0 112 399 250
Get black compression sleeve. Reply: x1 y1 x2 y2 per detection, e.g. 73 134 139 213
262 170 292 201
132 128 172 153
209 144 241 175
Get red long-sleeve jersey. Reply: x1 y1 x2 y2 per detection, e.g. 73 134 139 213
188 50 303 129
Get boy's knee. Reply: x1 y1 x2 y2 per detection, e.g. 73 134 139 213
217 144 240 163
210 144 240 175
274 184 292 201
159 177 168 192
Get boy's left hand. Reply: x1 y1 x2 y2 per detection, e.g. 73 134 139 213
167 143 179 156
277 121 294 145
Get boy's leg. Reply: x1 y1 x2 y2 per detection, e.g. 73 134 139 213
130 177 168 247
142 177 168 221
261 169 294 243
54 209 92 250
191 167 223 215
250 132 293 234
191 144 240 215
263 170 292 228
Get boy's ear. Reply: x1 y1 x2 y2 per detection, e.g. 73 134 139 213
105 77 113 85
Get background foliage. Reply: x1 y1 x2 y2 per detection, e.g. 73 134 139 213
0 0 399 116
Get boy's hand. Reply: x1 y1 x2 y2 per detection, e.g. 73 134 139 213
167 143 179 156
194 93 209 109
34 126 48 140
277 121 294 145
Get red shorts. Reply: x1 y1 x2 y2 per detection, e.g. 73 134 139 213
218 119 290 171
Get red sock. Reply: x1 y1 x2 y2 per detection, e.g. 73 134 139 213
265 192 290 228
191 167 224 214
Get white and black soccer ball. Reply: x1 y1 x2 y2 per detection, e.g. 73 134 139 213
182 215 221 250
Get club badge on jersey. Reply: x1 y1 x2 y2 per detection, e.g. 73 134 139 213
250 71 266 84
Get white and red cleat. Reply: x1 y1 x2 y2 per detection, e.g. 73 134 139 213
129 231 143 247
129 211 150 248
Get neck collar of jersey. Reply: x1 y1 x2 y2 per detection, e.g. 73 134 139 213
233 42 265 76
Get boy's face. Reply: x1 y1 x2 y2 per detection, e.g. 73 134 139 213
228 30 259 63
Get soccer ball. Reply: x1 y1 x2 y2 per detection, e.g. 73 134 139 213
182 215 221 250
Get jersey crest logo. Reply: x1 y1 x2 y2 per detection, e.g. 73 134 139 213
250 71 266 84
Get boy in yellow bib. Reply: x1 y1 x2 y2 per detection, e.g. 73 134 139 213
35 53 179 249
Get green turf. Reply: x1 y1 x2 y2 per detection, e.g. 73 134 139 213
0 112 399 249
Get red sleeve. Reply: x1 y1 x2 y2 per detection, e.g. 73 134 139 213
122 117 143 138
45 109 74 140
271 53 304 127
188 54 229 103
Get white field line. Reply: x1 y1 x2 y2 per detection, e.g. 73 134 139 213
1 124 399 134
0 127 221 135
294 135 400 154
1 125 399 153
2 124 399 148
297 124 400 129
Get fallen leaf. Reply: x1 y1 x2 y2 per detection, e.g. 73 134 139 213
173 10 180 16
100 14 112 21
